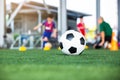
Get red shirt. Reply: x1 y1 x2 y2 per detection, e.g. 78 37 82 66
77 22 85 36
42 20 56 32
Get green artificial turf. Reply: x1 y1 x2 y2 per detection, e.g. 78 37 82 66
0 49 120 80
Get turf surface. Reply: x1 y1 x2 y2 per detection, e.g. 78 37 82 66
0 49 120 80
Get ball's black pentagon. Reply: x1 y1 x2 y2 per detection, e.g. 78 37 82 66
66 33 74 41
68 46 77 54
80 37 85 45
59 42 63 49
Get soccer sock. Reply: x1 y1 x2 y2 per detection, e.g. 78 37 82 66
43 41 47 48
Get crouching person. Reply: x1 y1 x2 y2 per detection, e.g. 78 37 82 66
93 17 112 49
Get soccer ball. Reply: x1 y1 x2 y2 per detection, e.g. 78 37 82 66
59 30 86 55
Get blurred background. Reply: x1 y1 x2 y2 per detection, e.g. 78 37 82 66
0 0 119 49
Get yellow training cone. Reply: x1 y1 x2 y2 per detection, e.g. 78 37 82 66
58 47 61 50
110 32 118 51
85 45 89 49
19 46 27 52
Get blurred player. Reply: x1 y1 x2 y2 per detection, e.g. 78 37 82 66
3 28 14 48
34 14 57 48
77 16 86 36
93 17 112 49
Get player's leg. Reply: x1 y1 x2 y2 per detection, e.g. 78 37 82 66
42 31 52 48
43 37 48 48
104 36 112 49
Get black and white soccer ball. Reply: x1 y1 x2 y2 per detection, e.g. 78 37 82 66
59 30 86 55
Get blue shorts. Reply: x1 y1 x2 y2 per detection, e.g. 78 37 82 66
43 31 52 39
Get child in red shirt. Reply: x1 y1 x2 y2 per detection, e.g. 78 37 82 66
77 16 85 36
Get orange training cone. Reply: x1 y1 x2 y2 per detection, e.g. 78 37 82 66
110 32 118 51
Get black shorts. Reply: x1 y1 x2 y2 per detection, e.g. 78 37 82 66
105 36 112 43
94 36 112 49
